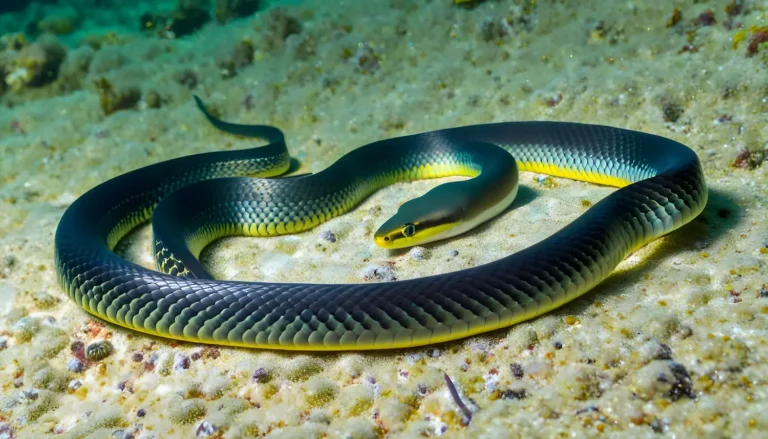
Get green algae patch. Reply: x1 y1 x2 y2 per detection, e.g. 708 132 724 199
33 327 69 361
170 399 207 425
31 366 68 392
18 389 58 423
63 409 127 439
303 376 338 408
11 316 39 343
31 291 57 310
285 357 324 382
340 384 375 417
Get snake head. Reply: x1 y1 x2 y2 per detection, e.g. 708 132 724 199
373 191 461 249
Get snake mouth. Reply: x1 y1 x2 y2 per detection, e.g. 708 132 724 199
373 229 404 249
374 221 460 249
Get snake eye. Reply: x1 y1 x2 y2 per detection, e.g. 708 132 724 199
401 223 416 237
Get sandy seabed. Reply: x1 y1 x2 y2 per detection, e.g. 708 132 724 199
1 0 768 437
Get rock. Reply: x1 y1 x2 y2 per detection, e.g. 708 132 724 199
263 8 302 51
252 367 269 383
216 0 261 24
1 37 67 92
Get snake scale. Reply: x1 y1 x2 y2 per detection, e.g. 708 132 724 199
54 96 707 350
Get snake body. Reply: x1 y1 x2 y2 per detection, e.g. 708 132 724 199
54 98 707 350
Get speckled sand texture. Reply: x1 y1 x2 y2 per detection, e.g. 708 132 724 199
1 0 768 438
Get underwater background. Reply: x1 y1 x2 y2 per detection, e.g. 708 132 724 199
1 0 767 437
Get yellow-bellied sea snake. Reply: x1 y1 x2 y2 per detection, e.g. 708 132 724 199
53 96 707 350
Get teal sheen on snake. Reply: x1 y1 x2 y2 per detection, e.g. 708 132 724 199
53 96 707 350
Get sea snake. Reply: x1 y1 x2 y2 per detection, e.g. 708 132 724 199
53 96 707 350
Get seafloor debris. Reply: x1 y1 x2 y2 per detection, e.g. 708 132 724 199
731 149 765 170
746 26 768 56
692 10 716 27
661 100 684 123
93 77 141 115
217 38 254 79
665 362 696 400
443 373 472 424
499 388 527 400
665 8 682 28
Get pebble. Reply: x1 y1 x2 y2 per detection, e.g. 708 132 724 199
510 363 524 379
68 358 85 373
0 422 14 439
195 421 218 437
21 388 39 401
408 246 429 261
361 264 397 282
112 430 135 439
500 389 527 400
320 229 337 243
252 367 269 383
655 343 673 360
68 380 82 391
174 353 191 371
